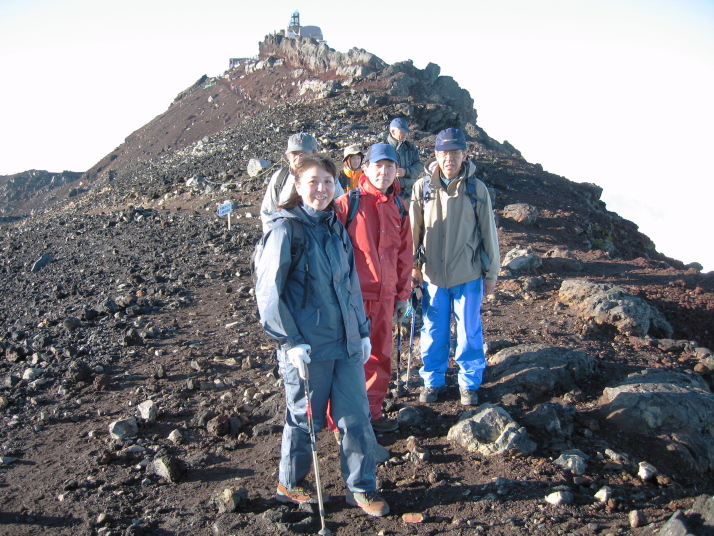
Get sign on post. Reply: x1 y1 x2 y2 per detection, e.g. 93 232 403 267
216 201 234 230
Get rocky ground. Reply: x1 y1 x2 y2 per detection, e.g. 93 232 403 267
1 36 713 536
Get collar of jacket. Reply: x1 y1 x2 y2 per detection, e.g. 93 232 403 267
295 203 336 227
358 173 401 199
429 159 477 190
387 134 404 150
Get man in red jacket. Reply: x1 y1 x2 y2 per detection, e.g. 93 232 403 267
334 143 413 433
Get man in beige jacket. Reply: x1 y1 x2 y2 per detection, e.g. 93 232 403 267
410 127 499 405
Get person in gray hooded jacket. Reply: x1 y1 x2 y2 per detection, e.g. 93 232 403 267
255 154 390 517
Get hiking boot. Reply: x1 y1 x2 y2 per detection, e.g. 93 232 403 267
419 385 444 403
345 490 390 517
371 416 398 433
276 482 317 504
459 387 479 406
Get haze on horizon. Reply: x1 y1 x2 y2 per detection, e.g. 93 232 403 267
0 0 712 271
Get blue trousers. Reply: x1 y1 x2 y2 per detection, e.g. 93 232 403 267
279 355 377 493
419 278 486 390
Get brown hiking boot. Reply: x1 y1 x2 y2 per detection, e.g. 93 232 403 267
371 416 398 433
276 482 317 504
346 490 390 517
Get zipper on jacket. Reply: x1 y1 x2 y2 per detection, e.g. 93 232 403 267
301 262 309 309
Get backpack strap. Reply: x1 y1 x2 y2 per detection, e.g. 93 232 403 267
284 218 309 309
345 188 361 229
346 188 408 229
394 195 408 223
273 167 291 205
464 173 492 272
421 179 432 202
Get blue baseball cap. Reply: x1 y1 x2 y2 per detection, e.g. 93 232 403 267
435 127 467 151
366 143 399 164
389 118 411 132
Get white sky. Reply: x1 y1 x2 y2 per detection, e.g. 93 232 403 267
1 0 713 270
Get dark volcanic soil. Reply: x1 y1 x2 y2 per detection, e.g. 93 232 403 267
1 181 712 536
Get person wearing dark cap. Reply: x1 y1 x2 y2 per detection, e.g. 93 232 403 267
410 128 500 406
386 118 423 201
334 143 413 433
260 132 344 232
337 144 364 193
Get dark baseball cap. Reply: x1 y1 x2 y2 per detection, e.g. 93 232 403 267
435 128 466 151
389 118 411 132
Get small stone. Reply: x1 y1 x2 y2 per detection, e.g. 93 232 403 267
207 415 231 437
212 487 248 513
62 316 82 332
96 513 112 526
637 461 658 481
545 491 574 505
137 400 157 422
147 456 185 483
628 509 647 528
594 486 611 503
168 429 183 444
108 417 138 440
22 368 42 381
402 513 426 523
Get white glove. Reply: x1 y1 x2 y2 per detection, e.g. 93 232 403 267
393 301 408 323
286 344 311 379
360 337 371 365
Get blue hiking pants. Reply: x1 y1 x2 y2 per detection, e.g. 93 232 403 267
419 278 486 390
279 355 377 493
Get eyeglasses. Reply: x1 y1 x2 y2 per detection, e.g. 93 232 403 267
437 150 464 157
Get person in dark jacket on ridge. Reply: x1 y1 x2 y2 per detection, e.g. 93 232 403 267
334 143 413 434
386 118 423 201
255 153 390 517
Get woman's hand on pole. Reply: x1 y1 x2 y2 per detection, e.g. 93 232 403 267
287 344 311 379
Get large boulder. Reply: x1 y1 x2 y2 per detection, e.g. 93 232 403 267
502 203 538 226
501 247 542 273
599 369 714 472
541 247 583 272
447 404 536 456
485 344 597 401
558 279 673 338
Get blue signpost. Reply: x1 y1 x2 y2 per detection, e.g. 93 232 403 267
216 201 234 229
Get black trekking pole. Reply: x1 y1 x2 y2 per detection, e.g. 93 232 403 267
298 361 331 535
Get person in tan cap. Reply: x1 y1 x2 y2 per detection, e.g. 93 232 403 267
337 144 364 193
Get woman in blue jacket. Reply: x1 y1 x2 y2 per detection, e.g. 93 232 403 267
255 154 390 517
